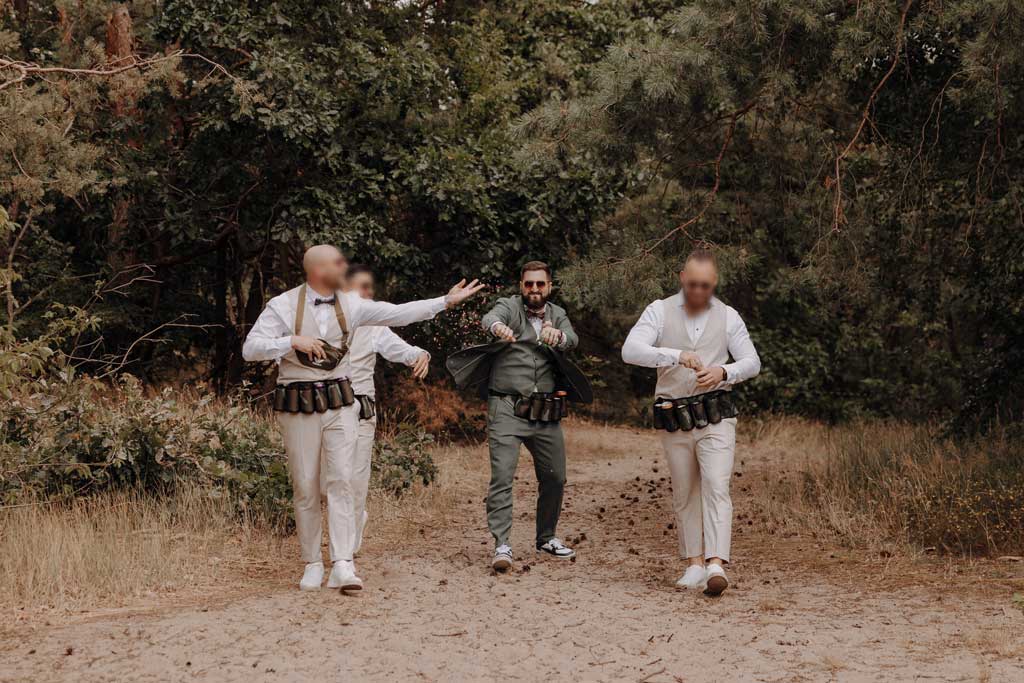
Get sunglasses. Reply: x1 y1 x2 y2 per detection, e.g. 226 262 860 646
523 280 549 289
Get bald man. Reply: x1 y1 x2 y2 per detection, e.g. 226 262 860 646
243 245 483 592
621 249 760 595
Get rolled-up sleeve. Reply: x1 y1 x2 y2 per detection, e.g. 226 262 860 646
621 300 682 368
722 308 760 385
348 292 446 330
242 298 294 362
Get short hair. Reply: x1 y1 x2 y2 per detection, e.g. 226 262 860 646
520 260 552 280
346 263 374 280
682 248 717 271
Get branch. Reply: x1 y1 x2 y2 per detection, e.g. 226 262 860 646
0 50 243 92
602 101 757 268
4 209 35 334
831 0 914 232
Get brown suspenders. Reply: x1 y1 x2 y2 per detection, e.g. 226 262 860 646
294 284 349 349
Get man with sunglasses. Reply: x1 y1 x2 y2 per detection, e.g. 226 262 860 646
480 261 579 570
621 249 760 595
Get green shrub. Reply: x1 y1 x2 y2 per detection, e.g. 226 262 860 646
3 370 443 526
1 375 292 525
372 425 438 496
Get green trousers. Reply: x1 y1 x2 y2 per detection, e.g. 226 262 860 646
486 396 567 548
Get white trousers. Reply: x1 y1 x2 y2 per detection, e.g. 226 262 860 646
278 405 368 563
320 415 374 553
660 418 736 562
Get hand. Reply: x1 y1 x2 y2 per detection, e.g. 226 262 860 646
491 322 516 342
539 321 563 346
445 278 486 308
679 351 704 370
695 366 725 390
411 352 430 380
291 335 326 360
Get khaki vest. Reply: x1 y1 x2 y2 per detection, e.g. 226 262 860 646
276 285 351 384
346 326 378 397
654 292 730 399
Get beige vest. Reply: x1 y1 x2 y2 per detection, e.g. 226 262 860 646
276 285 351 384
654 292 730 399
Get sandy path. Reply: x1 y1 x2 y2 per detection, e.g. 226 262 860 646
2 424 1023 682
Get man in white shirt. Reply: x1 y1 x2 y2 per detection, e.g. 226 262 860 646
333 264 431 557
621 249 760 595
242 245 483 592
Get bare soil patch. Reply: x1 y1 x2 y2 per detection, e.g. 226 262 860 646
2 422 1023 682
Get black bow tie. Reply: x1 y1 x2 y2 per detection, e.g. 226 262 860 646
313 297 336 306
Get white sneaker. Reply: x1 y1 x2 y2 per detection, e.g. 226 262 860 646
492 544 513 571
675 565 707 590
536 538 575 559
353 511 369 556
705 563 729 595
327 560 363 591
299 562 324 591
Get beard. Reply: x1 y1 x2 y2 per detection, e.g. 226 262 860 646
525 291 548 309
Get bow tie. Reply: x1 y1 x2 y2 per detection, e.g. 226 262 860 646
313 297 336 306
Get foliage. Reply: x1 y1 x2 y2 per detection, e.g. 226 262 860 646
2 0 653 388
1 372 293 523
518 0 1024 426
2 0 1023 430
371 423 438 497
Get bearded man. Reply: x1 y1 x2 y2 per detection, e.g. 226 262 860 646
621 249 760 595
242 245 483 592
478 261 579 570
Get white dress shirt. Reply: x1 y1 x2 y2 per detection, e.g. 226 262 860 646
348 325 427 398
621 296 761 385
241 286 445 363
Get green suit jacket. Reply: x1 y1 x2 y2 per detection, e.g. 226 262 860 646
477 296 579 397
446 341 594 404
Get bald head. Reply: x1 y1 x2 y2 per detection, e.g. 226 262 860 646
302 244 347 292
679 248 719 310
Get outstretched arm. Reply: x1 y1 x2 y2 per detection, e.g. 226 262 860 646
350 279 485 330
375 327 431 379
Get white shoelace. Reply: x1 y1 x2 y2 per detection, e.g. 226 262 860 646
495 544 512 556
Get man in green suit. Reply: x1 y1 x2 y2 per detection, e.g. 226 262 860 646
480 261 579 570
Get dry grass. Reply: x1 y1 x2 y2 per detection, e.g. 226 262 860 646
0 486 285 618
0 430 491 621
753 417 1024 556
5 415 1017 625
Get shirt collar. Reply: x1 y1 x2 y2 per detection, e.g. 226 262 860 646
306 285 334 302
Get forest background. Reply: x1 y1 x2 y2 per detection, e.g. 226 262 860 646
2 0 1023 555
